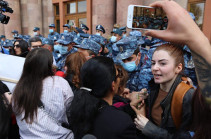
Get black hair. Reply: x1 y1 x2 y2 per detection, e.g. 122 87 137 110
133 47 140 55
13 40 29 56
12 48 54 123
68 56 116 139
28 37 42 47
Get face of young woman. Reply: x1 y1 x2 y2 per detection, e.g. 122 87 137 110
14 42 22 55
151 50 181 85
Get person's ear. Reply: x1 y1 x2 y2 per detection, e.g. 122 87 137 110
99 47 103 53
136 52 141 65
111 81 115 92
122 90 130 98
175 63 183 74
64 66 68 73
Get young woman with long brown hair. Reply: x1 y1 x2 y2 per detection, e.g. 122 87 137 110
134 44 195 139
12 48 74 139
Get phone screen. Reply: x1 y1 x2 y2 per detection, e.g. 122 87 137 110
132 6 168 30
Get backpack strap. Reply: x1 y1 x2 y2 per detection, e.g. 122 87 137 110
171 78 193 129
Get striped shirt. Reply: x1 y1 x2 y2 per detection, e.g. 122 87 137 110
15 76 74 139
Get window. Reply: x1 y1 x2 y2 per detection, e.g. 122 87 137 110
56 20 60 33
67 2 76 14
67 20 75 26
190 2 205 29
65 0 87 29
78 1 87 13
188 0 206 30
79 18 87 25
55 5 59 15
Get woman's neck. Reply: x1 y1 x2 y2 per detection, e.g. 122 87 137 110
103 92 114 105
160 75 178 92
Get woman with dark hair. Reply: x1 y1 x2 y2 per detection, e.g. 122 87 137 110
65 52 87 92
68 56 141 139
13 40 29 57
12 48 74 138
134 44 195 139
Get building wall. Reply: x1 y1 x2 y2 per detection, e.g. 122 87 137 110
0 0 54 39
92 0 115 37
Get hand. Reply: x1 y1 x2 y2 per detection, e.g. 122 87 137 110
131 102 146 116
145 1 203 46
134 114 149 131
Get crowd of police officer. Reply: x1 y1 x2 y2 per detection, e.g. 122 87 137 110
0 19 197 91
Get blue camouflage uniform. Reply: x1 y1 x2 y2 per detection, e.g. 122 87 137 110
42 38 58 66
74 38 101 55
22 35 31 43
33 27 44 40
114 36 143 92
56 34 77 71
89 34 107 56
1 40 13 55
48 24 60 41
183 45 197 87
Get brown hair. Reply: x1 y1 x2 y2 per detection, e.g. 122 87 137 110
115 65 128 95
190 88 211 139
65 52 86 88
154 44 184 70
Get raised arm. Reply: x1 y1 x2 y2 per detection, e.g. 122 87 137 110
145 1 211 105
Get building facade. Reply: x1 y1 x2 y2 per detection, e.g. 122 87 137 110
0 0 54 39
53 0 211 42
0 0 210 42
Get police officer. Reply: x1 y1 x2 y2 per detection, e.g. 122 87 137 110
115 36 142 92
63 24 71 34
33 27 44 40
11 30 19 38
120 26 127 38
89 34 108 56
96 25 105 36
80 23 89 34
111 28 123 43
0 35 6 45
42 38 57 66
110 23 120 36
109 29 123 58
183 46 197 87
48 24 60 41
1 40 13 55
74 38 101 60
55 34 77 71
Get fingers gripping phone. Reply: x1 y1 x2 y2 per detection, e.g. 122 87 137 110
127 5 168 30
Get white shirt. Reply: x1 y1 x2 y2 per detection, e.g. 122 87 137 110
15 76 74 139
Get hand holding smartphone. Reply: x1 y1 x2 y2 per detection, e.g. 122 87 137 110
127 5 168 30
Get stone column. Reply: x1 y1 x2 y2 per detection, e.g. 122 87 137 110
27 0 43 37
92 0 115 38
42 0 49 37
0 24 5 36
20 0 29 35
4 0 22 39
47 0 54 27
116 0 144 34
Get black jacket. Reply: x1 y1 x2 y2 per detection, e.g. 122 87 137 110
142 75 194 139
92 101 138 139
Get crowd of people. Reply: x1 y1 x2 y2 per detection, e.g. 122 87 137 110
0 1 211 139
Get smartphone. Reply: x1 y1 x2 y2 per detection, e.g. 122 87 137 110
127 5 168 30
